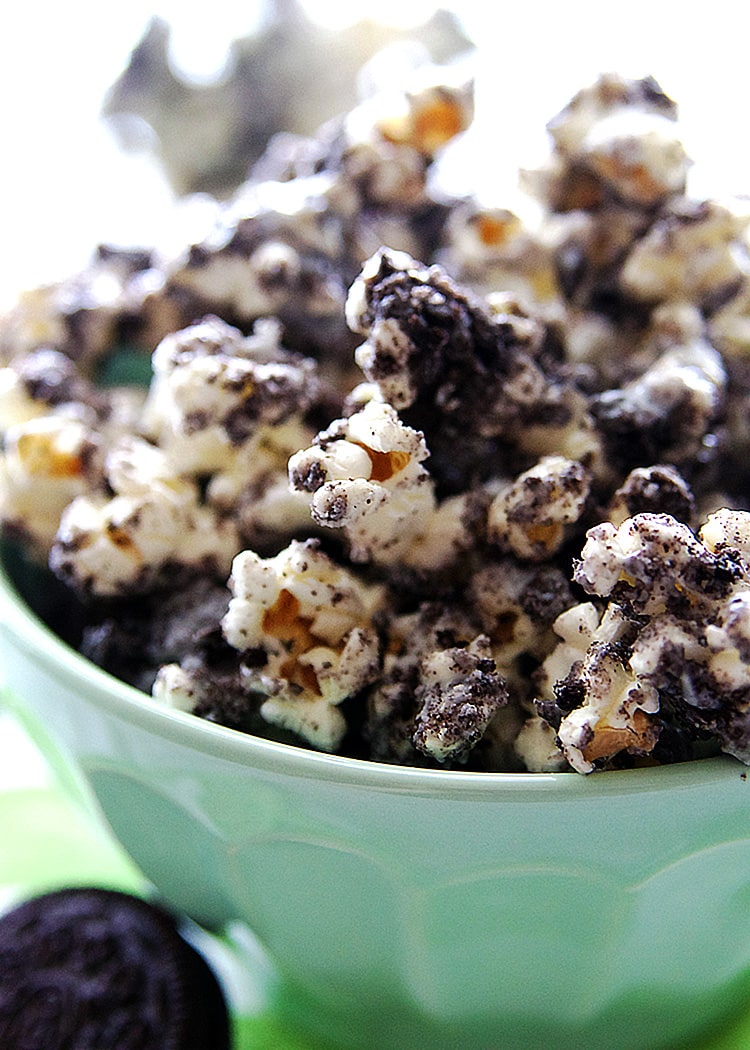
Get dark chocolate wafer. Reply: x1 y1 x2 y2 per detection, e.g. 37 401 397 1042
0 887 230 1049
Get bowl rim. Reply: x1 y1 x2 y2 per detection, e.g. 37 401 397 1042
0 557 744 799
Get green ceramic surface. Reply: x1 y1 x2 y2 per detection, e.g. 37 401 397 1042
2 748 750 1050
3 553 750 1050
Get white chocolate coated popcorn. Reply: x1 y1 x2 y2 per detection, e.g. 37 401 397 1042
289 399 435 564
6 65 750 773
222 540 383 750
487 455 591 561
0 414 97 555
49 438 240 596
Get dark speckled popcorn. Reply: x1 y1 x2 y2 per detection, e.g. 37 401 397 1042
3 67 750 772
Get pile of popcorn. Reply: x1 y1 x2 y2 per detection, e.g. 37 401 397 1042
2 66 750 773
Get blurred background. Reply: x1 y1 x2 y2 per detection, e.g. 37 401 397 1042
1 0 749 301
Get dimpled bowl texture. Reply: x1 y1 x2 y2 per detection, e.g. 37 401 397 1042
1 555 750 1050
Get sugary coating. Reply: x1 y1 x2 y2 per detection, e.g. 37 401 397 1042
49 438 240 597
288 399 434 564
221 539 384 750
487 454 591 561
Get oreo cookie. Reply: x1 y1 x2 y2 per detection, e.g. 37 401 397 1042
0 887 230 1049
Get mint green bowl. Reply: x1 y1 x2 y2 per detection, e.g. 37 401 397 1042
1 555 750 1050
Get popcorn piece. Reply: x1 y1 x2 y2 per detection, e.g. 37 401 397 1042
411 635 509 763
399 490 476 573
514 714 569 773
0 414 99 556
438 201 562 316
49 438 240 597
574 108 688 208
367 602 490 764
371 63 473 155
222 540 383 751
346 247 543 413
591 334 725 474
620 197 749 307
574 512 743 617
143 315 319 475
288 399 434 564
607 465 695 527
470 558 575 667
525 73 686 213
165 177 348 342
0 349 103 432
487 455 591 561
152 647 254 731
537 603 660 773
700 507 750 565
546 73 679 159
0 245 159 370
538 511 750 769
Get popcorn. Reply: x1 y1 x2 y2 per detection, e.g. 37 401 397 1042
221 540 384 750
0 414 98 555
536 511 750 769
607 464 695 527
437 201 563 320
6 66 750 774
49 438 240 597
539 603 661 774
367 602 498 765
525 73 687 214
411 635 509 763
574 512 742 617
289 399 434 564
345 246 594 495
620 198 750 306
487 455 591 561
591 334 725 474
142 314 319 477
